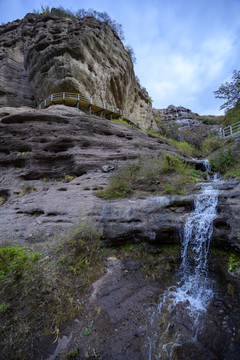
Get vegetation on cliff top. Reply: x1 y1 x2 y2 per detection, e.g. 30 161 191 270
35 6 125 41
34 6 137 66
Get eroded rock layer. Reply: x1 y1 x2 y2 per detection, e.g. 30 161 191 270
0 105 172 244
0 106 239 252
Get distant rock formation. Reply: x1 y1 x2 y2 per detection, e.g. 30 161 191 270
153 105 220 147
0 10 156 130
154 105 199 128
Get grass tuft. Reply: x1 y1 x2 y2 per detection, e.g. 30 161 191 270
210 148 237 174
0 196 5 205
97 153 202 199
0 220 104 358
201 135 224 157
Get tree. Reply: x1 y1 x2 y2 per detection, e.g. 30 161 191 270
125 45 136 64
214 69 240 111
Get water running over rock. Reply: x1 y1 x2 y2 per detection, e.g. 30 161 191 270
148 184 219 359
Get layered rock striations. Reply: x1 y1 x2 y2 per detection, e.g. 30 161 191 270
0 106 239 251
0 105 173 243
0 10 156 130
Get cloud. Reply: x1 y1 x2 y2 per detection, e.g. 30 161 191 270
130 1 240 114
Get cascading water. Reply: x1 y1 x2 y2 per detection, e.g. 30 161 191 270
175 185 218 311
203 159 221 182
147 184 219 359
203 159 211 172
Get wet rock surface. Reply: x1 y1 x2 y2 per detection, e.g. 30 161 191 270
40 251 240 360
214 181 240 250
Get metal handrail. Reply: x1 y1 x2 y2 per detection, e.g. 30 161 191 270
221 120 240 138
37 92 139 128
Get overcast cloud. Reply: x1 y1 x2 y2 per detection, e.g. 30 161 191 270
1 0 240 115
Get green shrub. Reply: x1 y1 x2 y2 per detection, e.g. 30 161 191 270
162 153 183 172
196 115 223 125
225 166 240 179
178 162 201 182
210 148 237 173
112 117 130 126
201 135 224 157
0 246 40 290
0 221 104 358
168 139 196 157
137 154 162 184
40 5 50 15
228 253 240 272
146 127 160 136
97 162 140 199
19 185 37 197
96 153 201 199
61 220 103 277
224 106 240 125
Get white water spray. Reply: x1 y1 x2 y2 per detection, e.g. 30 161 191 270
148 185 219 359
203 159 211 172
174 185 218 312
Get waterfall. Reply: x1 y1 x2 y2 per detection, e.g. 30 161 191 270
203 159 211 172
203 159 221 182
148 185 219 359
175 185 218 311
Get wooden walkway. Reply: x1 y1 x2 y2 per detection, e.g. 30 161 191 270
37 92 139 127
220 120 240 138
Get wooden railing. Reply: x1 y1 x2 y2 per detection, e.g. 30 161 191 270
220 120 240 138
37 92 139 128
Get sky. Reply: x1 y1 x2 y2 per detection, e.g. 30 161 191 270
1 0 240 115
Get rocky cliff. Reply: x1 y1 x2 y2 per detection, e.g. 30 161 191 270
0 105 239 251
153 105 220 146
0 105 174 244
0 10 156 130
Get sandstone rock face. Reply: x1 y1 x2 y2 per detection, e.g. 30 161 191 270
214 181 240 250
94 180 240 252
153 105 220 146
0 106 172 244
0 11 156 130
0 20 36 108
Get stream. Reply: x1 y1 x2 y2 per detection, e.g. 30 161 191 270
147 181 219 359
